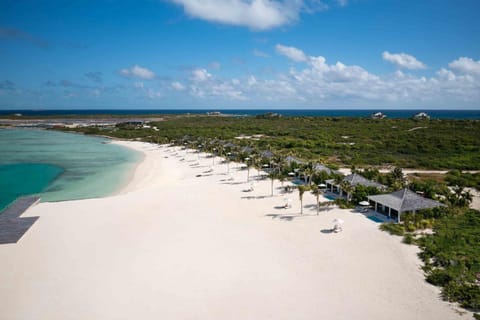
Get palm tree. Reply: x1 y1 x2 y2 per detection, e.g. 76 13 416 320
310 184 322 215
268 171 278 196
297 185 309 215
245 157 252 182
340 181 354 203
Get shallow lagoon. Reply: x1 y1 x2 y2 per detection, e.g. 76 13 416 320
0 129 141 212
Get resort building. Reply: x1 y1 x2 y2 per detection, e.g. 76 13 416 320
368 188 444 222
325 173 385 196
313 163 339 175
371 112 386 119
413 112 430 120
284 155 304 166
260 150 275 159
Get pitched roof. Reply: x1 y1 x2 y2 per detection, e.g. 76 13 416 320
241 146 254 154
344 173 385 189
284 155 304 165
261 150 274 159
368 188 444 213
313 163 338 175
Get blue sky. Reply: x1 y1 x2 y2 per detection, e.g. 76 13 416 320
1 0 479 109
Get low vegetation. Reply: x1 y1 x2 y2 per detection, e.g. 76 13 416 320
55 115 480 170
418 209 480 310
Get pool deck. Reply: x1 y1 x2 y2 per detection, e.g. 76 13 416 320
0 196 40 245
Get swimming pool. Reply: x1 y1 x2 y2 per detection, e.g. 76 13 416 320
324 195 336 201
367 215 384 223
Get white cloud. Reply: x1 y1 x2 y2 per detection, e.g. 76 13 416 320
168 0 301 30
253 48 270 57
275 44 308 62
171 81 186 91
337 0 348 6
382 51 426 70
448 57 480 75
191 68 212 82
120 65 155 79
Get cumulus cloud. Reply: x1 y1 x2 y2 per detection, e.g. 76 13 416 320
382 51 426 70
120 65 155 80
448 57 480 75
168 0 301 30
191 68 212 82
188 48 478 106
171 81 186 90
275 44 308 62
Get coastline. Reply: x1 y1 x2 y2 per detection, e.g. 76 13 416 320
0 141 471 319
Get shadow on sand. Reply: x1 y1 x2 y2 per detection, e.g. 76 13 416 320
320 228 335 234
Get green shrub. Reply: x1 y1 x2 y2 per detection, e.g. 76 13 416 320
333 198 355 209
405 223 416 232
403 233 415 245
380 223 405 236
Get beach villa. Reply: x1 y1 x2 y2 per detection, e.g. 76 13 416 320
313 163 338 175
325 173 385 197
368 188 444 222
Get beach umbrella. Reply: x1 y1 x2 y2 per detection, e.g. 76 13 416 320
333 218 344 224
359 201 370 206
318 183 327 188
288 172 295 176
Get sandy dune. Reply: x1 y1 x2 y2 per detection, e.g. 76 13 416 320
0 141 469 319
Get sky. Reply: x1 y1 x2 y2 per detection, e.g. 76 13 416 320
0 0 479 109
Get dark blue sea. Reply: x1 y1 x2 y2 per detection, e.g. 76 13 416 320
0 109 479 119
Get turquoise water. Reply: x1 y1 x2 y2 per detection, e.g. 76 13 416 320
0 163 64 212
0 129 141 212
367 216 384 223
324 195 336 201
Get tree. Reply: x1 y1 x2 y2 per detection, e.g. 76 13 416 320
340 181 354 203
448 185 473 207
310 184 322 215
297 185 309 215
268 171 278 196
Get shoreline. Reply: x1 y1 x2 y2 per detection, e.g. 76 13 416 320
0 141 471 319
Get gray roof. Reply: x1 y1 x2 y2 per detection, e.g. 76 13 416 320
285 156 304 165
241 146 254 154
261 150 275 159
223 142 237 148
346 174 384 188
368 188 444 213
337 173 385 189
313 163 338 175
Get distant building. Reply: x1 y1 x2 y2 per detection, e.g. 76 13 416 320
371 112 386 119
368 188 444 222
206 111 222 116
413 112 430 120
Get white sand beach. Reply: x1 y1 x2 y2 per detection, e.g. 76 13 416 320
0 141 470 319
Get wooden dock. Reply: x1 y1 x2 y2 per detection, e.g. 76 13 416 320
0 196 40 245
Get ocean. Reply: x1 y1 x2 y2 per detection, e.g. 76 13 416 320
0 129 141 213
0 109 479 119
